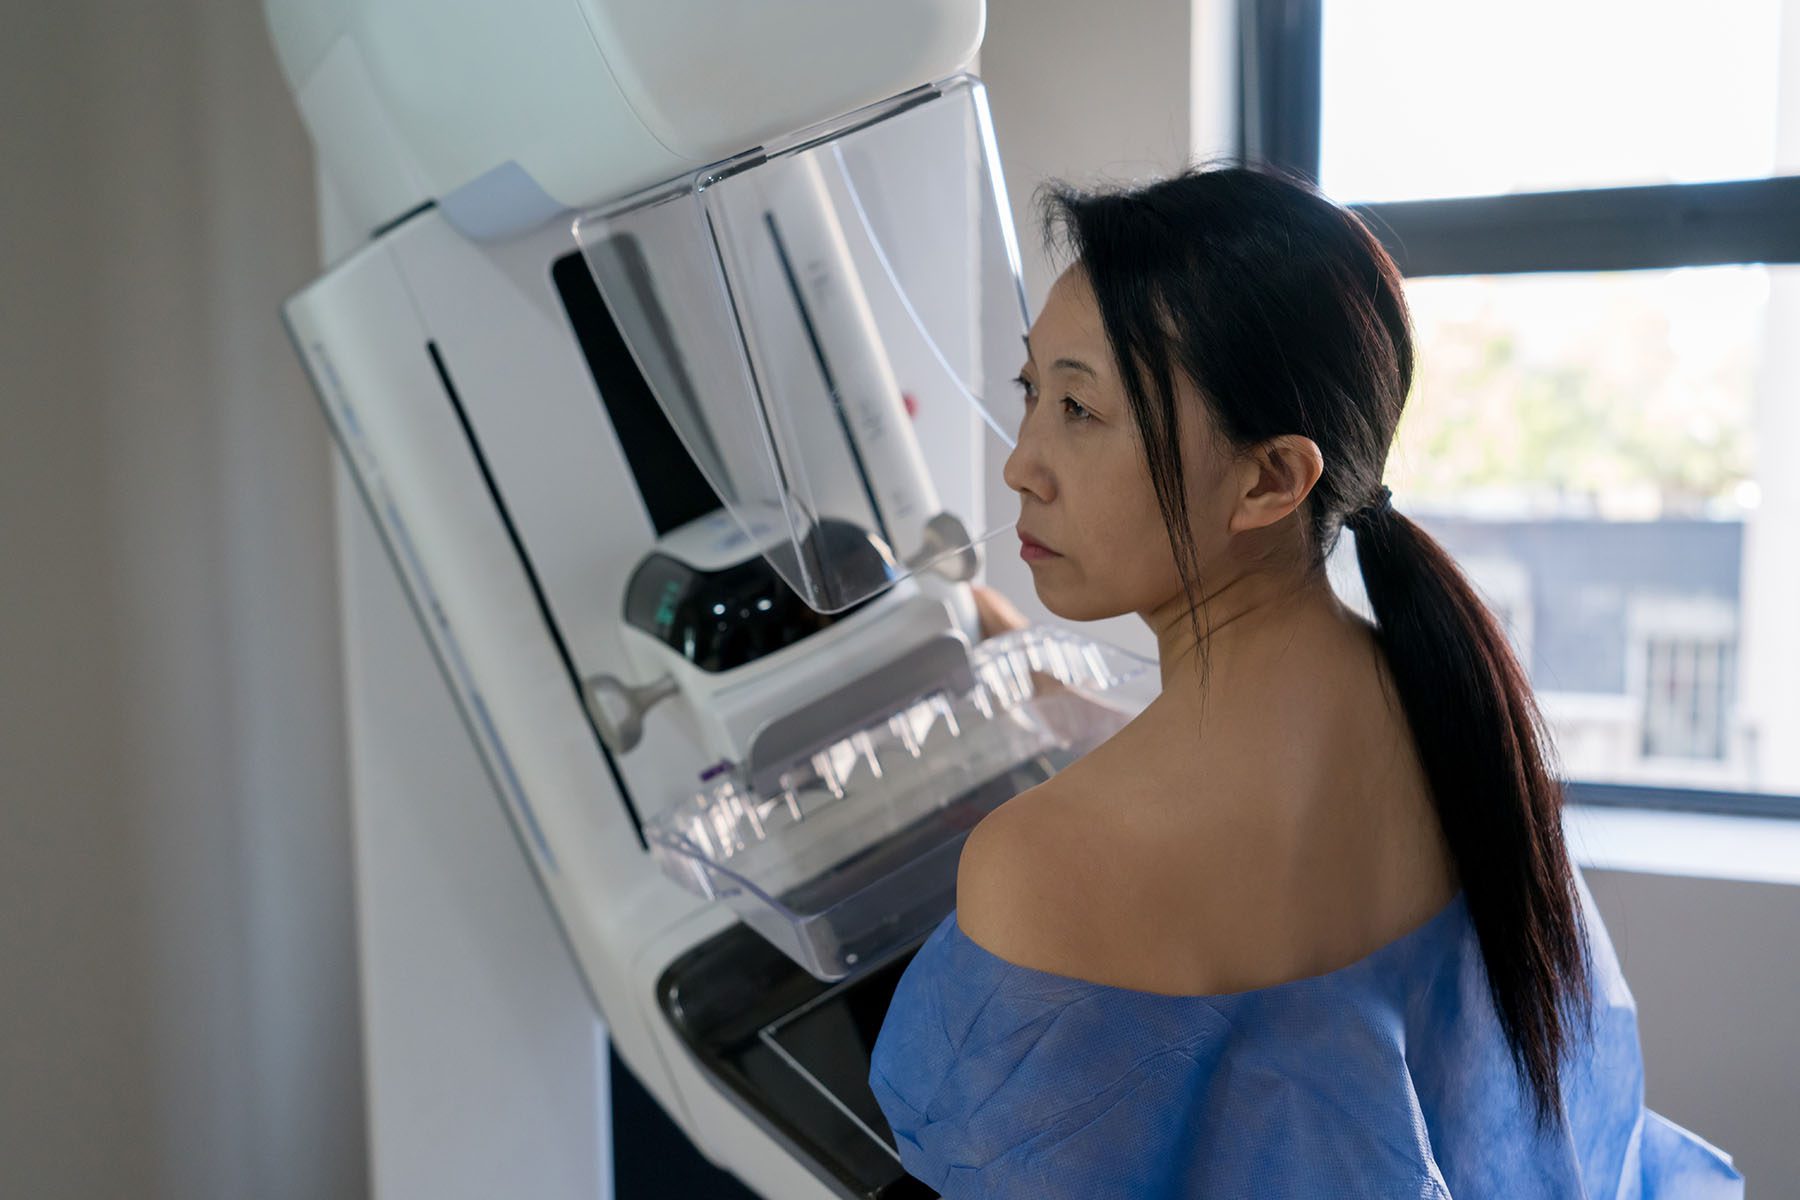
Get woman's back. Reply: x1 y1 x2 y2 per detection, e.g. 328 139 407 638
955 593 1456 999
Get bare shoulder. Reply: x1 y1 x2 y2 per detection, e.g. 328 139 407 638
952 731 1206 987
954 780 1113 976
953 684 1457 994
955 754 1264 992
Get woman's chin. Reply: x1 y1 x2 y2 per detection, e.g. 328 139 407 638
1034 575 1121 624
1026 574 1066 618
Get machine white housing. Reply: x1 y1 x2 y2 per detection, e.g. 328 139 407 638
268 4 1156 1196
266 0 985 239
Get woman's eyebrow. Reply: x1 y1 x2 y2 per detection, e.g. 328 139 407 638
1021 338 1098 380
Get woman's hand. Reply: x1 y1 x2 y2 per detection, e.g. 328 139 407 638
972 584 1032 641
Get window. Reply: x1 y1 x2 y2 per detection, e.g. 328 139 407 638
1630 596 1740 767
1319 0 1795 203
1245 0 1800 818
1641 635 1736 761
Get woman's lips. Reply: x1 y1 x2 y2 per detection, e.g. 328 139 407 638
1018 529 1061 562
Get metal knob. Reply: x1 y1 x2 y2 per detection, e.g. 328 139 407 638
582 672 679 754
907 511 980 582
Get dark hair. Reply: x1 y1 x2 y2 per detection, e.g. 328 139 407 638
1040 163 1589 1122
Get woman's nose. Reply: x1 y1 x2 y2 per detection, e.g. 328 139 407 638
1001 421 1054 502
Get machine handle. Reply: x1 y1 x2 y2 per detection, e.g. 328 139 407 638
907 511 979 582
582 672 680 753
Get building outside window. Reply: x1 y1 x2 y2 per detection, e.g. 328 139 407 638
1630 594 1741 769
1641 634 1735 762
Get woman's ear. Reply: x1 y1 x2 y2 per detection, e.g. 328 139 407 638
1229 435 1324 533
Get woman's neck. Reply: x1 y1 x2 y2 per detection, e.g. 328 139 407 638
1142 568 1351 693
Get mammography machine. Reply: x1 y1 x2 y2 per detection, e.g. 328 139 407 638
266 3 1155 1195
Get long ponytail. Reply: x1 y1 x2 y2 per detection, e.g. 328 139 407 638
1349 496 1588 1121
1043 164 1591 1121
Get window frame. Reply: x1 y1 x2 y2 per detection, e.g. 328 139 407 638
1239 0 1800 820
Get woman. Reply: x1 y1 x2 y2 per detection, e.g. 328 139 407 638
867 165 1742 1198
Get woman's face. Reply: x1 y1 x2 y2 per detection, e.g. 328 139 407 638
1003 266 1239 622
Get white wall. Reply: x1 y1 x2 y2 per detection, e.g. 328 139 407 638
0 5 366 1198
979 0 1212 659
1586 869 1800 1192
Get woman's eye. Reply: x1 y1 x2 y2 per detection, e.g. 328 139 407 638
1012 376 1090 423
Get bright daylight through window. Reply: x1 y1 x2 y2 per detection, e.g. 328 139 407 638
1310 0 1800 807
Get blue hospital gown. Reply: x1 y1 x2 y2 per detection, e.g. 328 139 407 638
868 881 1741 1198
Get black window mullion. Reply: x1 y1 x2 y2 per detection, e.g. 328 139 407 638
1568 781 1800 822
1237 0 1324 182
1353 175 1800 278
